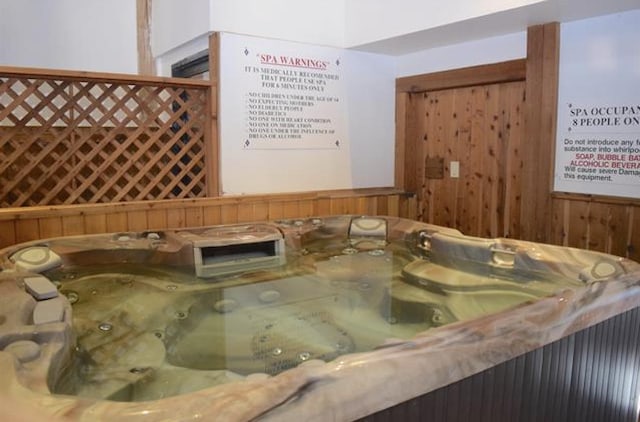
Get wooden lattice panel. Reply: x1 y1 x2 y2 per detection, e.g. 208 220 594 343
1 72 209 207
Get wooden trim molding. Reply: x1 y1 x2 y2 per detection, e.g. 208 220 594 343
551 192 640 206
0 66 209 88
396 59 526 93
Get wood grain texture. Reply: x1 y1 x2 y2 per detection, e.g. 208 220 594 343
410 81 525 239
0 189 408 249
396 60 526 93
521 23 560 243
136 0 155 75
0 74 211 207
206 33 221 196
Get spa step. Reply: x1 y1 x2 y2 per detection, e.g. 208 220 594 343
33 297 65 325
24 276 58 300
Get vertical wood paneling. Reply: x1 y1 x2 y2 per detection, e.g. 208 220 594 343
418 92 431 221
147 209 168 230
376 196 388 216
185 207 204 227
348 197 360 214
483 84 501 237
443 89 459 229
0 221 16 248
38 217 63 239
430 90 452 227
83 214 107 235
127 210 148 231
202 206 222 226
166 209 186 229
550 198 567 246
567 201 590 250
356 197 370 216
15 219 40 243
395 92 408 189
62 216 84 236
237 203 255 223
631 206 640 262
388 195 400 216
268 201 284 220
403 93 420 193
452 87 473 230
505 83 524 239
316 198 331 216
106 212 128 233
220 205 238 224
586 202 608 251
467 86 486 235
0 191 419 249
608 205 629 257
283 202 300 218
412 81 525 239
299 200 314 217
252 203 270 222
330 198 348 215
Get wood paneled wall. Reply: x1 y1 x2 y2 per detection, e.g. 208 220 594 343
0 189 416 250
551 195 640 261
395 23 640 262
396 60 527 240
408 81 525 239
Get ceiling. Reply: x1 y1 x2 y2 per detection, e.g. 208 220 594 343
350 0 640 55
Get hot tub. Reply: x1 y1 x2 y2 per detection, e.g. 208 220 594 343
0 216 639 421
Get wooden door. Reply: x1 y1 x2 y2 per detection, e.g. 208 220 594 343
410 80 525 238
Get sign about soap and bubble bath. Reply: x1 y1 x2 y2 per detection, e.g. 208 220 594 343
560 104 640 179
555 103 640 198
553 12 640 199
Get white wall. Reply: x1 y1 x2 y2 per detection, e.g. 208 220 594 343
345 50 395 188
151 0 211 59
395 31 527 77
209 0 345 48
0 0 137 73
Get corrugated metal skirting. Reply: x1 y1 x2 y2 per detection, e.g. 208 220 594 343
360 306 640 422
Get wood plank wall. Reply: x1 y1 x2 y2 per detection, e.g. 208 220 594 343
0 189 416 250
551 195 640 260
396 61 527 240
395 23 640 262
414 81 525 239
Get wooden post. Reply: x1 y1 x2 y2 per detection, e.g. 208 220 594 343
521 23 560 243
205 32 221 197
136 0 155 75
